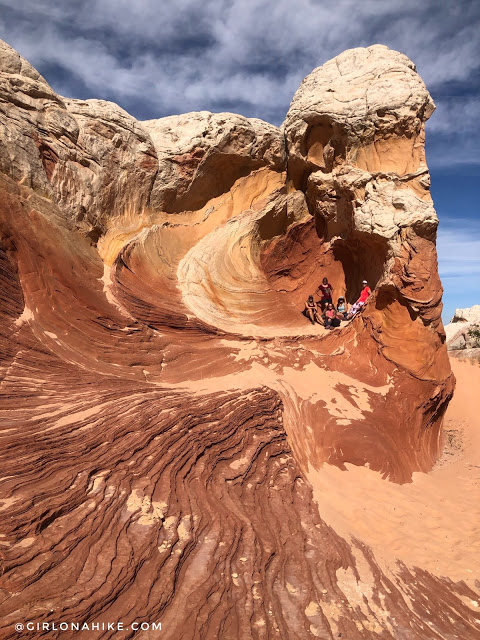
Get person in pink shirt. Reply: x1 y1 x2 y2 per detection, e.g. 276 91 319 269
346 280 371 319
323 302 341 329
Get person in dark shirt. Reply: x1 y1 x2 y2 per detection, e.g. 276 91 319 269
316 277 333 310
304 295 320 325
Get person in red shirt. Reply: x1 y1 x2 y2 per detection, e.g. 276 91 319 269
346 280 371 319
315 277 333 310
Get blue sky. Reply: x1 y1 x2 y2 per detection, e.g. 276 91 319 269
0 0 478 323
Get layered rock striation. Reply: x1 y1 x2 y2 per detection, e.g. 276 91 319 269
1 40 477 639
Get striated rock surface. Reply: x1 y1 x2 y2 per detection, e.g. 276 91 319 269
1 40 478 639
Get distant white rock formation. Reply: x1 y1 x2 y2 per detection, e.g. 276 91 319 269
445 305 480 350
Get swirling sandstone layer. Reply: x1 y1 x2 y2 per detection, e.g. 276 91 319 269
1 40 478 639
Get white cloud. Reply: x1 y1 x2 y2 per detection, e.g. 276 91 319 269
1 0 478 125
437 219 480 287
0 0 478 172
427 97 480 135
437 218 480 321
425 97 480 170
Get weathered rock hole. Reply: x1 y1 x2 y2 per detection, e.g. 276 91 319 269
86 225 103 244
332 233 389 302
288 117 346 190
261 217 388 313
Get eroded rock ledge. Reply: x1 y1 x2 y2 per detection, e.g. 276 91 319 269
0 40 475 640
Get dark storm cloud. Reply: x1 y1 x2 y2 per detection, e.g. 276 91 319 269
0 0 479 167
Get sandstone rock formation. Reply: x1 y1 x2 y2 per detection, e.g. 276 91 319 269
445 304 480 350
1 40 478 639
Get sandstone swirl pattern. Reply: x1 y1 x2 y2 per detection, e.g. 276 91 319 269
0 41 478 639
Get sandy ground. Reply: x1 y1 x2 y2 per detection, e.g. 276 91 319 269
307 357 480 591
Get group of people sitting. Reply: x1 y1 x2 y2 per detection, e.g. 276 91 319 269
304 277 371 329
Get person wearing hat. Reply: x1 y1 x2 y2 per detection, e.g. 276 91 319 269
336 296 349 320
346 280 371 319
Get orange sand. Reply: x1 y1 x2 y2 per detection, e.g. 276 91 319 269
307 358 480 591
